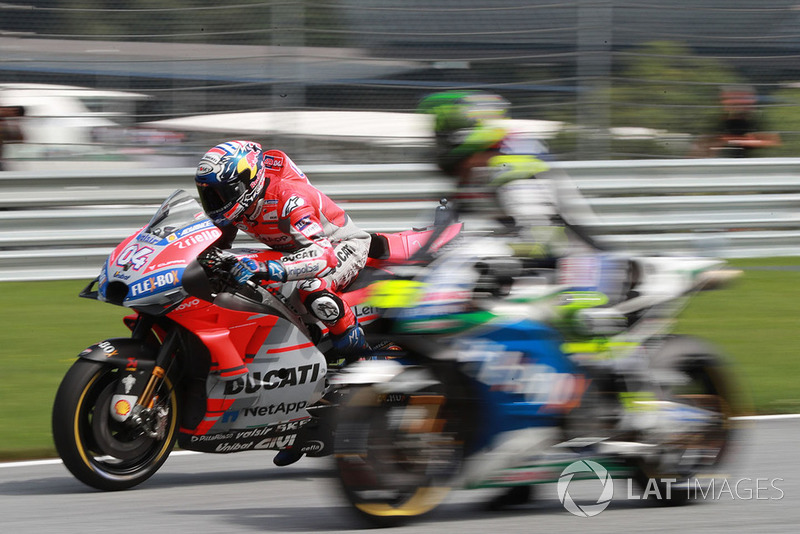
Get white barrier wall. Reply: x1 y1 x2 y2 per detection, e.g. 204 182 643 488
3 158 800 281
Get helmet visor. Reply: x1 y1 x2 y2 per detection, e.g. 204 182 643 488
198 180 246 214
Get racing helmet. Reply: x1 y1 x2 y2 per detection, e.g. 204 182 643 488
195 140 266 226
417 90 510 175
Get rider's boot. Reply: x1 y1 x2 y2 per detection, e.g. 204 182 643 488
329 323 370 365
273 447 303 467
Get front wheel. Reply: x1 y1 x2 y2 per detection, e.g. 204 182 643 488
52 359 179 491
632 336 740 504
334 377 466 527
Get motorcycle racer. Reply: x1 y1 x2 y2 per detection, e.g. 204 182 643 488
415 92 601 508
194 140 372 364
417 90 556 240
418 90 600 258
195 140 372 466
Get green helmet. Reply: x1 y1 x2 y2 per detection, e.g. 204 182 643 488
418 90 510 175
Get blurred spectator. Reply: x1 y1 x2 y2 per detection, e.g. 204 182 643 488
691 85 781 157
0 105 25 170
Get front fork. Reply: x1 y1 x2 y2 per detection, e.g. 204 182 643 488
110 319 180 439
136 328 178 406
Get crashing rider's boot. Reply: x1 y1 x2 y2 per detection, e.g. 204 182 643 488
329 323 371 365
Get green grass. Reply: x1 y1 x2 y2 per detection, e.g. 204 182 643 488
676 257 800 415
0 279 129 459
2 258 800 460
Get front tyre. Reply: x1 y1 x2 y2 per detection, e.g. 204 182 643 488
334 382 465 527
633 335 740 504
52 359 178 491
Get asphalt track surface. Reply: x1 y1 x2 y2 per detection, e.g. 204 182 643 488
1 418 798 534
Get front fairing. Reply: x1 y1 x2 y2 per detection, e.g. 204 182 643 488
97 190 222 309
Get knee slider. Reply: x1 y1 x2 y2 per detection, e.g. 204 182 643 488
304 290 345 324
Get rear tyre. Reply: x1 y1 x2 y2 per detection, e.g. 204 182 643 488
52 359 179 491
334 378 466 527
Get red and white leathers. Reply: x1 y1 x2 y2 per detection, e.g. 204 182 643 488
222 149 371 339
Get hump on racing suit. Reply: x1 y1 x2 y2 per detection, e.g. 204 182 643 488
235 149 371 289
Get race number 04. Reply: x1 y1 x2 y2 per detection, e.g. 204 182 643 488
116 244 154 271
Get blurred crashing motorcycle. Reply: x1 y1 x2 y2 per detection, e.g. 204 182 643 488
332 233 744 526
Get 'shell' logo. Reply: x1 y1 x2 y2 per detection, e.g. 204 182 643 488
114 399 132 416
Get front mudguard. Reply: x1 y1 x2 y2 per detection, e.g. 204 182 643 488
76 338 164 423
77 338 159 372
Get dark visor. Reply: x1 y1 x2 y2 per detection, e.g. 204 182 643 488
198 180 246 213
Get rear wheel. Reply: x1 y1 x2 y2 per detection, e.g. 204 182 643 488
52 359 179 491
334 377 466 527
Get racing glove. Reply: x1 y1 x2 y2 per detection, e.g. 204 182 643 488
229 257 287 286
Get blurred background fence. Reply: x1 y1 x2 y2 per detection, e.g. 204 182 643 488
4 158 800 282
5 1 800 280
4 1 800 168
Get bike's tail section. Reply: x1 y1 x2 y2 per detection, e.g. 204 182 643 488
366 222 463 267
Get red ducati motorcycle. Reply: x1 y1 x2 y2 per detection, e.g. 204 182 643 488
52 189 461 491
